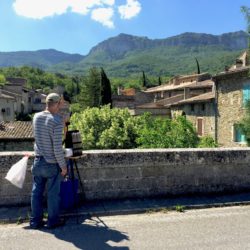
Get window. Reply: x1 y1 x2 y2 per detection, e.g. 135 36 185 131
191 104 195 112
233 124 246 143
197 118 203 136
201 104 205 112
34 98 41 104
243 83 250 106
6 108 10 116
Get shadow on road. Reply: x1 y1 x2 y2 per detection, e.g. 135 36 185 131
32 216 129 249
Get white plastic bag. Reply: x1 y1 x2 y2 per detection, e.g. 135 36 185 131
5 156 29 189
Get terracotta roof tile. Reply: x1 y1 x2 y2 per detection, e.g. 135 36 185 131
0 121 33 139
145 79 213 93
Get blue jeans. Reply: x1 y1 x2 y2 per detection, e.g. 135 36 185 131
30 156 62 227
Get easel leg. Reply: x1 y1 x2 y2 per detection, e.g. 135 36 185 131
73 160 85 201
69 159 79 224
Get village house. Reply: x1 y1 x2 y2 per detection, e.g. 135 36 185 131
112 51 250 147
213 52 250 147
0 121 33 151
142 73 215 133
112 86 155 113
113 73 215 136
4 77 32 114
0 77 46 122
0 90 15 122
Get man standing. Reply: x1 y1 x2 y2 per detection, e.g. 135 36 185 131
30 93 67 229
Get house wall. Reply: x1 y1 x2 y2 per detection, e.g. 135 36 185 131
131 108 171 117
171 102 215 138
0 98 15 122
216 74 250 147
3 85 30 114
1 148 250 206
112 91 154 109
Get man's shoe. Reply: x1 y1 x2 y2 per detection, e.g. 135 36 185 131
29 220 46 229
46 219 65 229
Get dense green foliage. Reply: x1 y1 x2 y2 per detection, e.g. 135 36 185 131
136 115 198 148
100 68 112 106
0 66 114 111
198 136 218 148
0 66 80 95
69 107 200 149
0 49 83 68
76 67 101 108
51 45 243 78
69 106 142 149
0 32 247 79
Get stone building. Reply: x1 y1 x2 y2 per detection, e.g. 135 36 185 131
0 121 34 151
112 87 155 114
0 90 15 122
171 92 215 137
213 66 250 147
141 73 215 135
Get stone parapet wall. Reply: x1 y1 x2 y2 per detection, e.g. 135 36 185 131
1 148 250 206
0 140 34 151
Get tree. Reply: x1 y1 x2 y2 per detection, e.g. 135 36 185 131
140 71 148 88
198 136 218 148
158 76 162 86
100 68 112 107
69 106 141 149
0 74 5 86
136 115 199 148
241 6 250 65
78 67 101 108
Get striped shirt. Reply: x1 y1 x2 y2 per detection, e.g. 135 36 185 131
33 111 66 169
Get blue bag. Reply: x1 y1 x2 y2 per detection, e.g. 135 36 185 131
60 177 78 210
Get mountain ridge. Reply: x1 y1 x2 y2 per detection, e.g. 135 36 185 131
0 31 248 77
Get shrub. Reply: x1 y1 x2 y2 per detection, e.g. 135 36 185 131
198 136 218 148
136 115 199 148
69 105 141 149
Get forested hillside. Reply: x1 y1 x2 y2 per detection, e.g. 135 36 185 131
0 31 247 78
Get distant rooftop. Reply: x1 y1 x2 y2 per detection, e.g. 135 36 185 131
0 121 33 140
6 77 27 86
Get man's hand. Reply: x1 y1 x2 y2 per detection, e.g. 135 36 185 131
61 167 67 177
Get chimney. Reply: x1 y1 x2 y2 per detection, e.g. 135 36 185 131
117 86 123 95
235 59 243 68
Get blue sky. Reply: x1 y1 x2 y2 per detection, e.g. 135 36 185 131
0 0 249 55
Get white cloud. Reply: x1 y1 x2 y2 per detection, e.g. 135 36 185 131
13 0 69 19
118 0 141 19
69 0 115 15
13 0 141 27
91 7 114 28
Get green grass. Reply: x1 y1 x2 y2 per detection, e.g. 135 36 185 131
175 205 185 212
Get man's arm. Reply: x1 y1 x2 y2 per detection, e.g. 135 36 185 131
53 123 67 176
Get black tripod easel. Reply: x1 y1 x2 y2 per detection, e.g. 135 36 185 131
66 156 85 224
64 121 85 223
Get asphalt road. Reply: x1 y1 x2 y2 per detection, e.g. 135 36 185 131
1 205 250 250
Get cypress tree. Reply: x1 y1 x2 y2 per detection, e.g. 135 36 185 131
158 76 162 86
79 67 101 108
142 71 147 88
100 67 112 107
